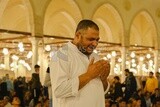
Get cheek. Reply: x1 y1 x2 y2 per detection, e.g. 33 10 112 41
80 39 88 46
83 39 92 45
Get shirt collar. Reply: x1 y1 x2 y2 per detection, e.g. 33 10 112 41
68 41 90 58
67 41 79 52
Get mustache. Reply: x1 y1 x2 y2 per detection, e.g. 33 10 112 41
88 45 96 50
78 45 96 53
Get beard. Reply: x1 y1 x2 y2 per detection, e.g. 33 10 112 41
77 43 95 56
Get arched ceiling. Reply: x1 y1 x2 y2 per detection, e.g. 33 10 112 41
44 0 82 37
93 3 123 43
0 0 30 32
0 0 159 71
128 11 157 64
130 11 157 47
0 0 32 66
0 0 32 48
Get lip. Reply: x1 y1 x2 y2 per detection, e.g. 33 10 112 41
87 47 94 52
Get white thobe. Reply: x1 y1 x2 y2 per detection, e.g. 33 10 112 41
49 42 106 107
44 73 52 99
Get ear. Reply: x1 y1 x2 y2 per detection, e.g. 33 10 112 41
75 31 81 40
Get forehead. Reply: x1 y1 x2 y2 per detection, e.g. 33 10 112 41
84 27 99 33
83 27 99 37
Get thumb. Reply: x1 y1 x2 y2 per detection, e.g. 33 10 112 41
89 57 95 65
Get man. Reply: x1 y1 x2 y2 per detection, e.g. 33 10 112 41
50 19 110 107
118 99 127 107
123 69 137 102
155 72 160 89
5 74 14 93
144 71 158 93
113 76 123 101
30 64 42 106
3 96 12 107
0 77 9 100
44 67 52 107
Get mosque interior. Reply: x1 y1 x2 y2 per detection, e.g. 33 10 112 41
0 0 160 81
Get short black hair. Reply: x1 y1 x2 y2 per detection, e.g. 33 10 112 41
125 69 130 72
119 98 126 103
114 76 120 81
149 71 154 75
46 67 50 73
34 64 40 68
75 19 99 32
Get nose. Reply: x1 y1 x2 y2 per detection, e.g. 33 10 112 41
92 40 98 47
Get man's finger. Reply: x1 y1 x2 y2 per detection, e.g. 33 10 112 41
89 57 95 65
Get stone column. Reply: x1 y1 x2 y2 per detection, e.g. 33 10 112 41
121 26 130 82
138 59 143 76
30 37 41 73
17 63 26 77
4 53 10 70
154 49 159 73
121 47 127 82
110 57 116 75
13 60 18 78
38 45 45 84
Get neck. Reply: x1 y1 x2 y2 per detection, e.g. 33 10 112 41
12 105 20 107
71 41 90 58
71 40 76 45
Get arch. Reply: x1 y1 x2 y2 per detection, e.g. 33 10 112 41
22 0 34 34
96 18 112 42
44 10 76 38
92 3 124 44
130 11 157 47
44 0 82 38
0 0 10 22
0 0 34 33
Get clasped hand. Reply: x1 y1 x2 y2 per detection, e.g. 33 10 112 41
86 58 110 80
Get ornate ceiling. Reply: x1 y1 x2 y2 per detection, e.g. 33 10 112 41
0 0 160 74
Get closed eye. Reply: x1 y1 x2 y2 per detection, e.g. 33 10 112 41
87 38 99 42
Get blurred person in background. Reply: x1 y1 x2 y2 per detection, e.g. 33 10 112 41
144 72 158 93
30 64 42 106
44 67 52 107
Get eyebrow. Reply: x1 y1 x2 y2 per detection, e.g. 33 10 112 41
87 37 100 41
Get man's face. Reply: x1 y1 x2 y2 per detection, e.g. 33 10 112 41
119 102 126 107
125 71 128 76
114 78 118 83
76 27 99 56
149 73 153 78
35 67 40 73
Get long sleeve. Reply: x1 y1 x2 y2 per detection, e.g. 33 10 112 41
44 73 51 87
50 50 79 98
145 78 158 93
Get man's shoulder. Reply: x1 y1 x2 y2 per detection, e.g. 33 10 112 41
32 73 38 75
32 73 39 78
50 42 78 62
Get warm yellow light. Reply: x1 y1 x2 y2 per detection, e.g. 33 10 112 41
2 48 9 55
45 45 51 51
111 51 116 57
130 52 135 58
146 54 151 59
